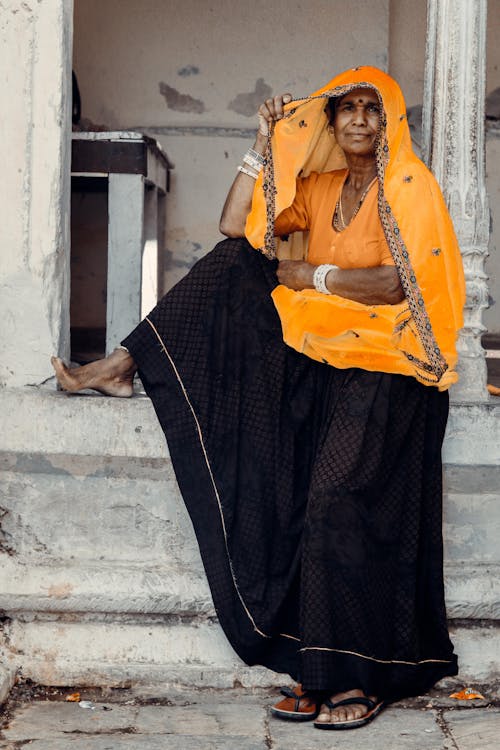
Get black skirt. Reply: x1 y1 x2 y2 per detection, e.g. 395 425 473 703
123 238 458 700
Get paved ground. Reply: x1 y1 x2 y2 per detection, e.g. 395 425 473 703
0 684 499 750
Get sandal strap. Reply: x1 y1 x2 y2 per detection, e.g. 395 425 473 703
279 686 301 711
279 686 318 712
325 696 376 711
280 686 299 699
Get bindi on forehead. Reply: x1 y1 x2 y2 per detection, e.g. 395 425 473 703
340 92 378 105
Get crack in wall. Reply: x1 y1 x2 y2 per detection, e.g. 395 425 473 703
0 507 16 556
0 505 49 556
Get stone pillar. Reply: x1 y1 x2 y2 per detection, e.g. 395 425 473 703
0 0 73 388
422 0 489 401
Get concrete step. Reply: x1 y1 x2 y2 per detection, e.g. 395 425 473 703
0 616 498 688
2 388 499 464
0 557 498 621
1 453 499 618
0 558 212 616
0 388 499 690
1 450 499 576
0 617 281 689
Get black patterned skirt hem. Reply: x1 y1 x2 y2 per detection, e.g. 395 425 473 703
122 238 458 700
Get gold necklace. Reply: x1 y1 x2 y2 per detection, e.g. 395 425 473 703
334 175 377 232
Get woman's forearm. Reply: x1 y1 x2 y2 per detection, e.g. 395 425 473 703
219 134 267 238
276 261 405 306
220 95 292 238
327 266 405 305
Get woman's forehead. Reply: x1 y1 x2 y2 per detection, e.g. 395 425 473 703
338 87 379 104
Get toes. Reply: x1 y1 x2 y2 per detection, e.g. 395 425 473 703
51 356 69 377
51 356 62 370
316 691 375 726
315 707 331 723
348 707 363 721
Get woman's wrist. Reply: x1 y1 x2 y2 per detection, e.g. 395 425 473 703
253 132 268 154
313 264 338 294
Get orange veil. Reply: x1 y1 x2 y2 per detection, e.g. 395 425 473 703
245 66 465 390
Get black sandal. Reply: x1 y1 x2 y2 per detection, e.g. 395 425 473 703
313 696 385 730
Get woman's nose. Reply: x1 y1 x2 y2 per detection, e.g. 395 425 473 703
352 107 367 125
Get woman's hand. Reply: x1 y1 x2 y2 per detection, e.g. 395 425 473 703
277 260 315 291
219 92 293 238
257 94 293 137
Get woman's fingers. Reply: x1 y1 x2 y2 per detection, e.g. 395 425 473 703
257 93 293 134
266 93 293 120
273 93 293 119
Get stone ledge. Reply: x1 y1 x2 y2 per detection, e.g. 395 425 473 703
444 564 500 619
443 401 500 465
0 558 212 616
0 558 498 621
0 618 497 688
0 388 167 459
1 454 498 567
0 619 281 689
1 388 499 464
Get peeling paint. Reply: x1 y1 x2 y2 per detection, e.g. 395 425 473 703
12 453 72 477
177 65 200 77
159 82 205 114
47 582 73 599
228 78 272 117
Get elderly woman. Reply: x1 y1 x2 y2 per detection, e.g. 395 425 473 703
52 67 464 730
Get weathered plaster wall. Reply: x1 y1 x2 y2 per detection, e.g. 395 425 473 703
72 0 389 294
486 135 500 335
0 0 73 387
388 0 426 107
484 4 500 335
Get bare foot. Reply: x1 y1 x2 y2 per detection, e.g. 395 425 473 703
315 688 377 726
51 348 137 397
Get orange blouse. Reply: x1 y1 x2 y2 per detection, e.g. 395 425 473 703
274 169 395 269
245 66 465 390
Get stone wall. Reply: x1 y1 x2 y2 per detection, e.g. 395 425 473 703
0 0 73 387
0 389 499 688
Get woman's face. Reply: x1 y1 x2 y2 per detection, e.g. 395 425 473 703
333 88 380 158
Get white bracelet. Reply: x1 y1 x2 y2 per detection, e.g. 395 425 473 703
247 147 265 166
237 165 259 180
243 154 263 173
313 264 338 294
